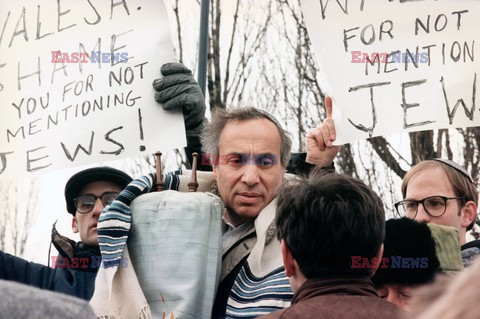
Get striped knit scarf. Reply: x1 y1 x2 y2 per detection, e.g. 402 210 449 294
97 174 154 268
97 171 181 267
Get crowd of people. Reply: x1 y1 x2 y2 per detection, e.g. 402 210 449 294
1 62 479 318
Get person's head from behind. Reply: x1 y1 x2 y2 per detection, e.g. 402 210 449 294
397 159 478 245
413 257 480 319
202 107 292 227
276 171 385 292
372 218 440 312
64 167 132 246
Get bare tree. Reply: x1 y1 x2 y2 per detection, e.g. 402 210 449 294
0 179 38 256
207 0 274 111
172 0 184 63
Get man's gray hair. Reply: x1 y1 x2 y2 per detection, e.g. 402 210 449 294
201 107 292 168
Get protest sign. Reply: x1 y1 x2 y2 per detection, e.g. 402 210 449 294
0 0 185 180
301 0 480 144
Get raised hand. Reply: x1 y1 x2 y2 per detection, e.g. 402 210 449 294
306 96 341 167
153 62 206 131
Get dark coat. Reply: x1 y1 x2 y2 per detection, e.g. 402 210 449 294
0 242 100 300
257 276 405 319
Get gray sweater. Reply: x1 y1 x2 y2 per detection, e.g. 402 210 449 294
0 280 96 319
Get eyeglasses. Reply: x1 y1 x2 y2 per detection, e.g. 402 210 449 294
394 196 465 219
73 192 119 214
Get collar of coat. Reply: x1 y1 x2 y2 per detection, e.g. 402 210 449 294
292 276 378 304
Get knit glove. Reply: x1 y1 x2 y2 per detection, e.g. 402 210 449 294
153 63 206 149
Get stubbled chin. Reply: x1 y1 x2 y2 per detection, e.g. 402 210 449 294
235 205 263 219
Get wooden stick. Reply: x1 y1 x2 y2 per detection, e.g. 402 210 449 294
188 152 199 192
154 151 164 191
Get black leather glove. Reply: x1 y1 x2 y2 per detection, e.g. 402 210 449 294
153 63 206 148
153 63 211 171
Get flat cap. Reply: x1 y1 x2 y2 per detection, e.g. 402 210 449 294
64 166 132 215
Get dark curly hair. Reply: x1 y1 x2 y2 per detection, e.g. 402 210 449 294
276 171 386 278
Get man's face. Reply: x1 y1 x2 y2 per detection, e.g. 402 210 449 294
377 284 418 312
213 118 285 227
71 181 122 246
404 166 466 242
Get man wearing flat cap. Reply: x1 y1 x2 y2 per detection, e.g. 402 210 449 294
0 166 132 300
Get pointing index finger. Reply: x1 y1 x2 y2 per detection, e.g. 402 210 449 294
325 96 333 119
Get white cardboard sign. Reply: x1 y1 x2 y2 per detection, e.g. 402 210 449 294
0 0 186 180
301 0 480 144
